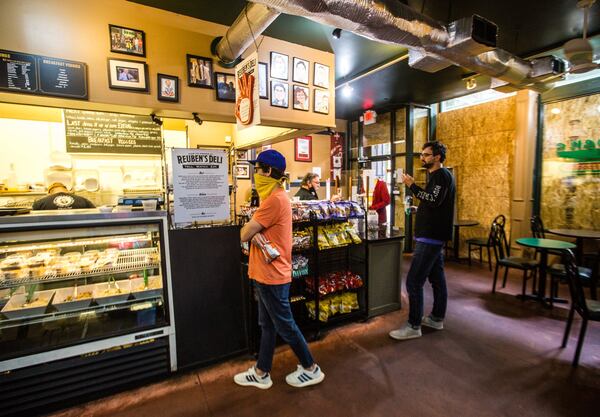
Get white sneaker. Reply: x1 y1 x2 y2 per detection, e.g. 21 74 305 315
233 366 273 389
389 324 422 340
285 364 325 388
421 315 444 330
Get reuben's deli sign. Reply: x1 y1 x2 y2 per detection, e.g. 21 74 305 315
171 148 229 224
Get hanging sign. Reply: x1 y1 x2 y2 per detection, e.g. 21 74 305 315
330 131 344 182
362 109 377 125
235 51 260 130
171 148 230 224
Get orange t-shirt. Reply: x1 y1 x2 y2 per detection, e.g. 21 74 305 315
247 187 292 285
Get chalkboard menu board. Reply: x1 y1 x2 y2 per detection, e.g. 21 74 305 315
0 49 87 100
64 109 162 155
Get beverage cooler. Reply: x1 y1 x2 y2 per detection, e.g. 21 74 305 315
0 211 176 417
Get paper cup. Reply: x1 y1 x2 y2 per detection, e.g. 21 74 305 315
142 200 158 211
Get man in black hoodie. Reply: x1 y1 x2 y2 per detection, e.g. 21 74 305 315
390 141 455 340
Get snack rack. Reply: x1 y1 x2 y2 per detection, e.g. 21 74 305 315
0 210 176 417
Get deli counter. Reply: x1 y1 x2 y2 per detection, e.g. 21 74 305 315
0 210 176 416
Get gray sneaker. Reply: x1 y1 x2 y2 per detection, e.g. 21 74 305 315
389 324 422 340
421 315 444 330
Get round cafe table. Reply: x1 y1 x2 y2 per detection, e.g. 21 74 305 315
452 220 479 261
516 238 576 306
547 229 600 264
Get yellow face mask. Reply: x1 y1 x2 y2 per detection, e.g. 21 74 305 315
254 173 283 201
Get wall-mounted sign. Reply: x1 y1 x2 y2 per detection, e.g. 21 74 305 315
235 51 260 130
0 49 88 99
363 110 377 125
64 109 161 154
171 148 230 224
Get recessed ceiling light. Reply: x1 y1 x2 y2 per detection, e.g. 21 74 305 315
550 108 561 114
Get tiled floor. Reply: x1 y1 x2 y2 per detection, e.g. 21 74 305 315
50 259 599 417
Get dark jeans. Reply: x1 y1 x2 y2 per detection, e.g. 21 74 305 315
255 281 314 373
406 241 448 327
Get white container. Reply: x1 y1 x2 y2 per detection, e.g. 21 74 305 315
367 209 379 231
98 206 113 213
115 205 133 213
130 276 163 300
93 280 131 305
52 285 95 312
141 199 157 211
1 290 55 319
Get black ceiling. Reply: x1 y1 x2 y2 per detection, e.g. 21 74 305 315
131 0 600 120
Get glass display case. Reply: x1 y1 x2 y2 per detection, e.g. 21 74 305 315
0 211 176 372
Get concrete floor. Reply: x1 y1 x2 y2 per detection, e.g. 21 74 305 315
49 259 600 417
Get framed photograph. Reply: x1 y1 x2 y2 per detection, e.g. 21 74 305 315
293 85 309 111
295 136 312 162
107 58 148 92
270 52 289 80
109 24 145 57
270 81 289 108
236 149 248 161
258 62 268 99
314 89 330 114
157 73 179 102
235 163 250 179
293 57 309 84
187 54 213 88
215 72 236 102
314 62 330 89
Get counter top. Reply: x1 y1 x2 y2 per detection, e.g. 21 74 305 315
0 209 167 226
364 226 405 242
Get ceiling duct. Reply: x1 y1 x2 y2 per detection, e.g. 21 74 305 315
211 2 280 67
250 0 566 91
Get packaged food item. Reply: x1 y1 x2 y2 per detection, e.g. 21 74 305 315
317 227 330 250
345 223 363 244
63 252 82 263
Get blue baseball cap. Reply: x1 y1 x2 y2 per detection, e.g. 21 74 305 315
249 149 286 171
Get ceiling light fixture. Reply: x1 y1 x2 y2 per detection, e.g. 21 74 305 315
342 83 353 98
332 28 342 39
550 108 561 114
150 113 163 126
192 112 203 125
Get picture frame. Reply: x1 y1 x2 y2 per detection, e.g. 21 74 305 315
109 24 146 57
270 81 289 108
215 72 236 102
270 52 289 80
187 54 214 89
258 62 268 99
314 62 330 89
235 163 250 179
292 57 309 85
236 149 248 161
107 58 148 92
292 85 309 111
314 89 330 114
157 73 179 102
295 136 312 162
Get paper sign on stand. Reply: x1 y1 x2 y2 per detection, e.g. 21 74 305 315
171 148 229 224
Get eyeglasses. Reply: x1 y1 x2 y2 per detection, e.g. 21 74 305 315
420 152 433 158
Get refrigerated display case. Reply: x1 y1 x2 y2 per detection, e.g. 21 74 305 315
0 210 176 416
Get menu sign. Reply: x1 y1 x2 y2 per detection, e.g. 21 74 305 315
0 49 87 99
64 109 162 155
171 148 230 224
0 50 37 92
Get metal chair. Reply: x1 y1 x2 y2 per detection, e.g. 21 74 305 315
491 222 539 297
467 214 505 271
561 249 600 367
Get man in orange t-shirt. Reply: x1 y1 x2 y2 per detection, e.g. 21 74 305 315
234 149 325 390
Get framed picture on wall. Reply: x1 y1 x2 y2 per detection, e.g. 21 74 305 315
236 149 249 161
295 136 312 162
258 62 268 99
107 58 148 92
157 73 179 102
314 62 329 89
314 89 329 114
109 24 145 57
215 72 236 102
292 57 309 84
270 52 289 80
270 81 288 108
292 85 309 111
235 163 250 179
187 54 213 88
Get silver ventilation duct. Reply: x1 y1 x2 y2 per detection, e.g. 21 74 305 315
250 0 566 91
211 2 280 67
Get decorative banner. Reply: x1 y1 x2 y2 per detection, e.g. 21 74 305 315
235 51 260 130
172 148 230 224
330 131 344 184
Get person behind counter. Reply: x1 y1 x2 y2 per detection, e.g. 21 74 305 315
295 173 320 200
32 182 95 210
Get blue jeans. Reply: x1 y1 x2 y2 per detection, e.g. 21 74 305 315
406 242 448 328
255 281 314 373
